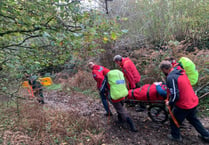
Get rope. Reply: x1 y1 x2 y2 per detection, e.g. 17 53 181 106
165 90 180 128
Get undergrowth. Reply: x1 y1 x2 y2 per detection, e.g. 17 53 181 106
0 102 104 145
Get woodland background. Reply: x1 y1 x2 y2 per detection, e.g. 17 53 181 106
0 0 209 144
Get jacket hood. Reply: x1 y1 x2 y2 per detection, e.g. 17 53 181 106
92 65 100 70
170 68 183 75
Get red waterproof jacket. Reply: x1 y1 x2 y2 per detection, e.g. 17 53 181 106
127 84 166 101
120 57 141 89
92 65 110 89
166 69 199 109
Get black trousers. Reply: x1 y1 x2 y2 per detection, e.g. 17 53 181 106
171 106 209 138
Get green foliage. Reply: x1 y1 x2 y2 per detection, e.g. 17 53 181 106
199 97 209 116
0 0 123 98
110 0 209 46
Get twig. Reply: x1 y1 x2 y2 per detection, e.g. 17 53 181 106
195 82 209 94
199 92 209 100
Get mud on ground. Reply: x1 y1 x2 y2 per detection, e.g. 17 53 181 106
43 89 209 145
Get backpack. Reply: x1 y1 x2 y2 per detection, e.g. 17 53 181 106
107 69 128 100
178 57 199 86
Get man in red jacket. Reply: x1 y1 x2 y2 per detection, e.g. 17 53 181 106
113 55 141 89
113 55 145 111
88 62 112 116
160 61 209 143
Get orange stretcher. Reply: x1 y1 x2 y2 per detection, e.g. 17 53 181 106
22 77 53 88
22 77 53 98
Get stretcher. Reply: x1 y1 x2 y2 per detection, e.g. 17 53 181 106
127 83 209 125
22 77 53 88
22 77 53 98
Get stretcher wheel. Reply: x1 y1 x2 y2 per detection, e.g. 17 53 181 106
148 105 168 123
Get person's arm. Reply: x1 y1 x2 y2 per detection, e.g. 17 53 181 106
166 76 180 106
92 70 104 89
156 85 167 99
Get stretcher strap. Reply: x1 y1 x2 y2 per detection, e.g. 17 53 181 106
147 85 151 101
131 89 135 99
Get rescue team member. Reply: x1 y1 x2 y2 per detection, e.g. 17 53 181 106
88 62 113 116
159 61 209 143
127 82 167 101
107 69 137 132
24 73 45 104
113 55 141 89
113 55 145 111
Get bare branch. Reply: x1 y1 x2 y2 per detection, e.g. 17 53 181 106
199 92 209 100
195 82 209 94
56 16 82 32
0 35 42 49
0 27 41 37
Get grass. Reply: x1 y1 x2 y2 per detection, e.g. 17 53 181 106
69 87 99 99
45 83 62 90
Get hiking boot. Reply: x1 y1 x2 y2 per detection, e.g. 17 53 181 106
167 134 182 142
104 112 113 117
38 100 45 104
198 134 209 143
126 117 138 132
130 127 138 132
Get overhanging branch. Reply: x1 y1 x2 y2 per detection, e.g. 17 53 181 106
0 35 42 49
0 27 41 37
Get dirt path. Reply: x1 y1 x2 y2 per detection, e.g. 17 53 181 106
44 90 209 145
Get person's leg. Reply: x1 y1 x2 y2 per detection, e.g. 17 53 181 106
170 107 187 139
186 107 209 137
100 91 112 115
38 88 45 104
112 101 127 120
113 101 137 132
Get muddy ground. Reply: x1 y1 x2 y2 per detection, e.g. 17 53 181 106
43 89 209 145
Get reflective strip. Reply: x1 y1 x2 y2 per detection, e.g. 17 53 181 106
116 80 125 84
172 79 176 102
100 77 107 92
98 66 103 72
